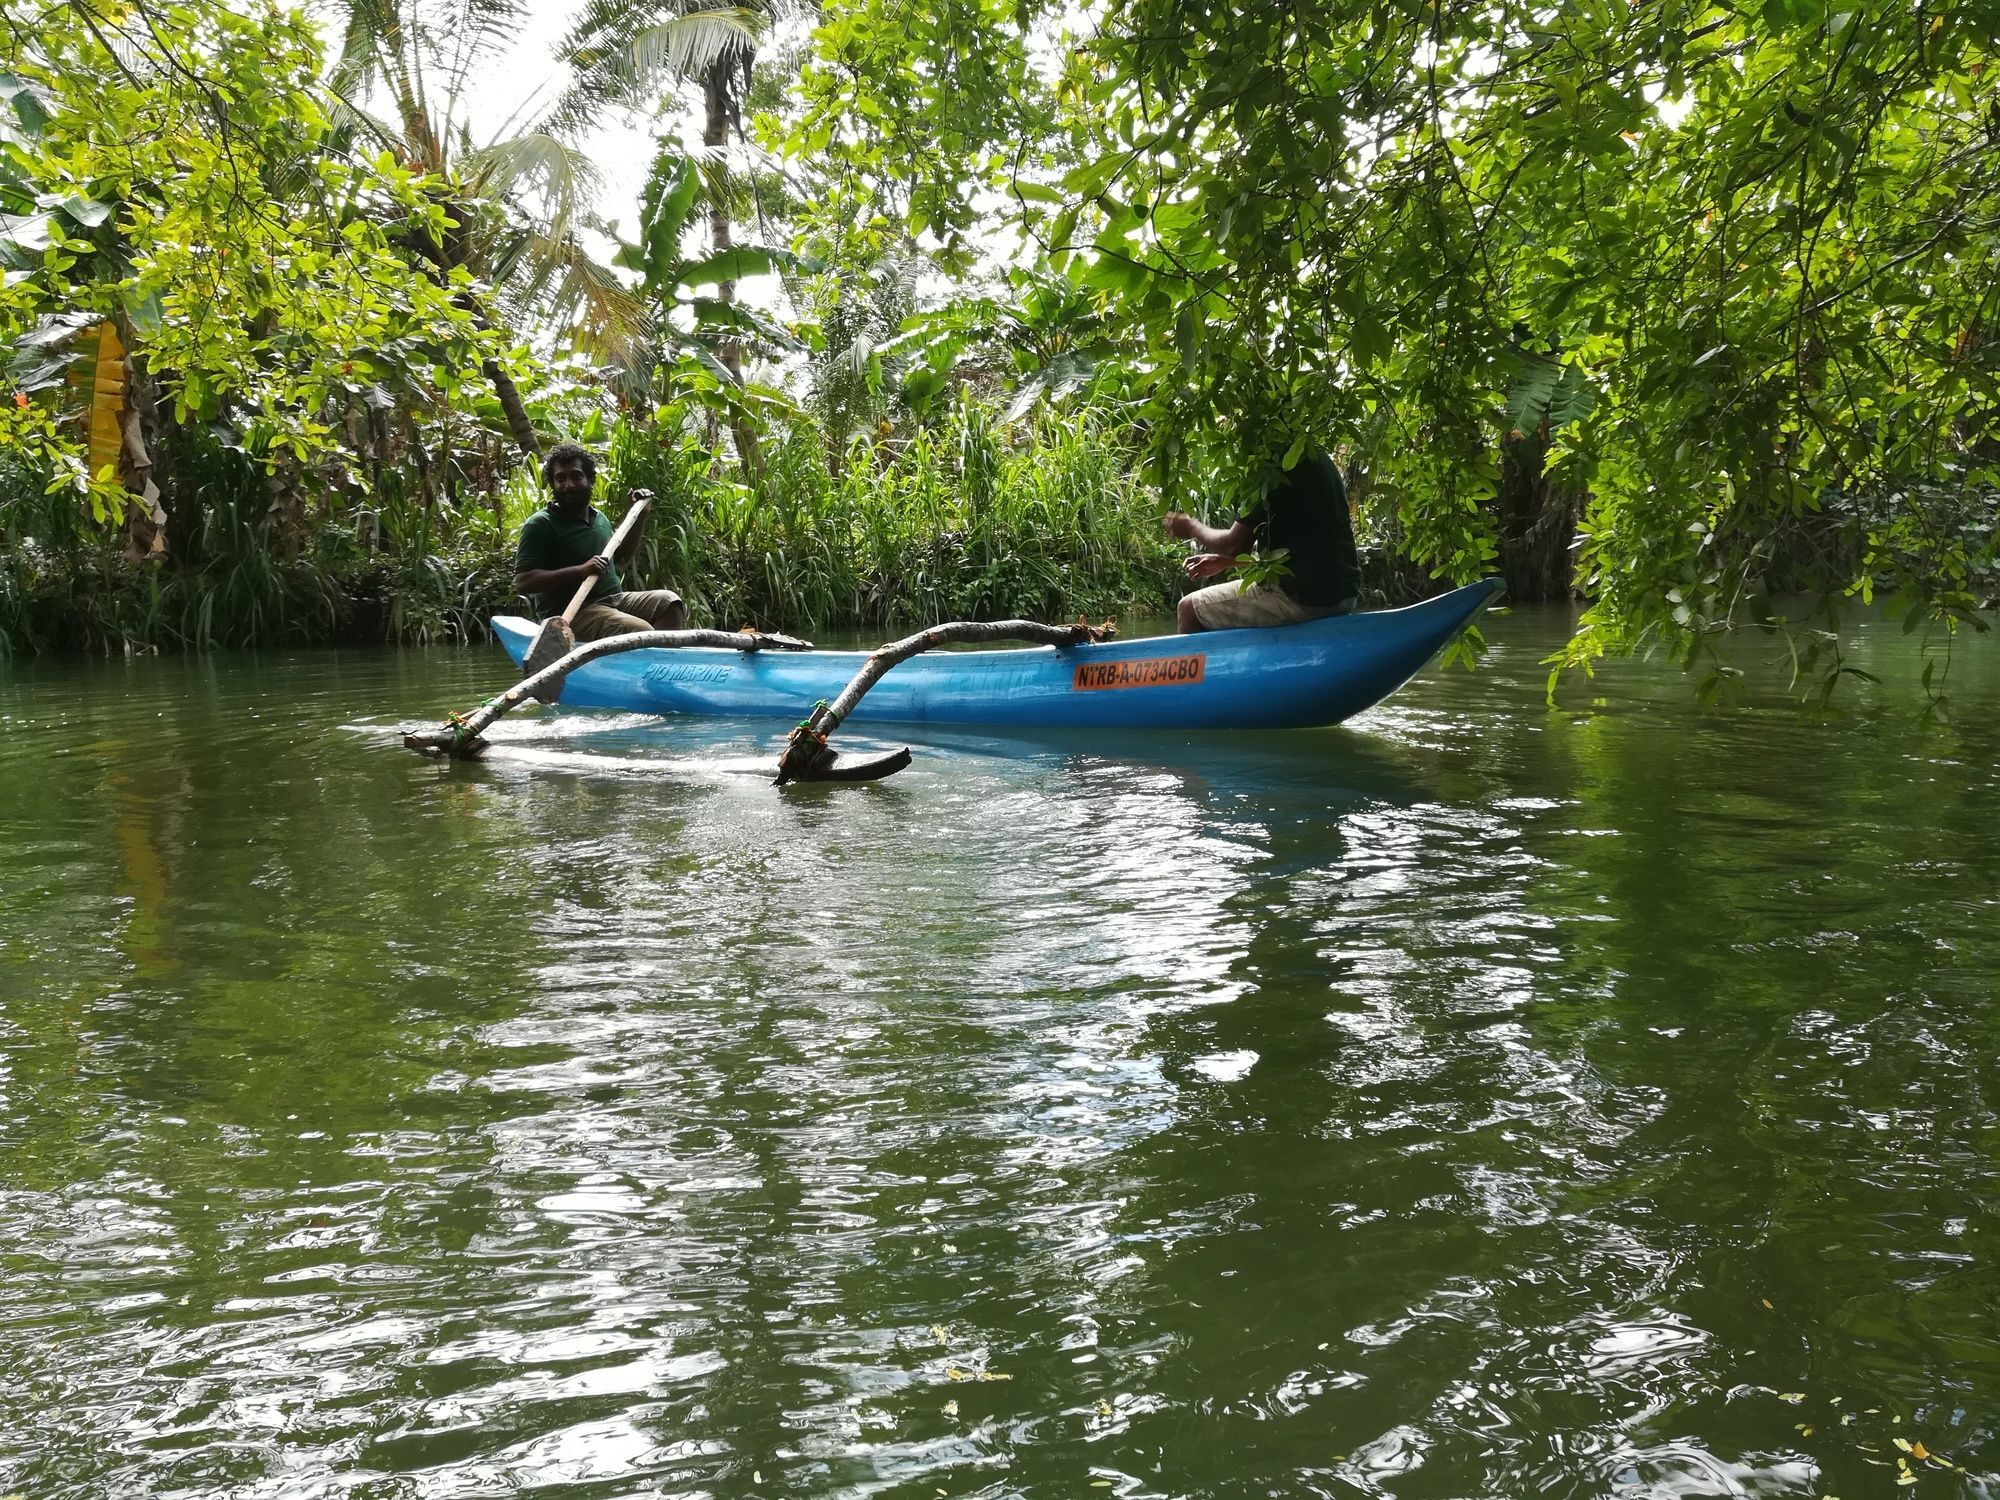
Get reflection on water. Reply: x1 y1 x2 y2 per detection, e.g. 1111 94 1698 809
1 613 1998 1498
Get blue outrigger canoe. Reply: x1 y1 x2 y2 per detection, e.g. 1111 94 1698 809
491 578 1501 731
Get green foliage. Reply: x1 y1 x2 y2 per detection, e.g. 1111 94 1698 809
0 3 490 514
791 0 2000 695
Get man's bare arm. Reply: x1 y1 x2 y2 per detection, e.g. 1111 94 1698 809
1165 513 1255 555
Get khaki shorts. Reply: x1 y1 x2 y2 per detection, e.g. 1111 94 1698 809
572 589 685 641
1185 580 1356 631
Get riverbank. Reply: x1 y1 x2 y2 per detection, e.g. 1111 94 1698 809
0 415 1191 657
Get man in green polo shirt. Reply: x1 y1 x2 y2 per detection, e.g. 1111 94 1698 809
513 441 685 640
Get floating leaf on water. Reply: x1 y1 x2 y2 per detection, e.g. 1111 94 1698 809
1895 1439 1914 1453
1761 1298 1774 1309
946 1366 970 1381
977 1370 1013 1382
1897 1476 1918 1487
1910 1442 1931 1461
1096 1399 1113 1417
753 1472 762 1484
930 1325 951 1345
1779 1393 1807 1404
943 1399 959 1417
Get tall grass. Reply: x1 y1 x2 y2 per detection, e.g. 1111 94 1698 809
606 397 1181 633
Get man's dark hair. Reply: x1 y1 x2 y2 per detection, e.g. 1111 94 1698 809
541 442 596 488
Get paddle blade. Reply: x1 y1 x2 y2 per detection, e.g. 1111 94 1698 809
521 618 576 703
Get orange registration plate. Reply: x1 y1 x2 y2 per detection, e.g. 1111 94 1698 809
1071 654 1207 691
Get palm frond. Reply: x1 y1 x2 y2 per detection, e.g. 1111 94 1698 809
511 230 651 358
319 84 403 159
626 8 760 84
461 132 603 242
327 2 393 101
543 6 762 136
446 0 529 88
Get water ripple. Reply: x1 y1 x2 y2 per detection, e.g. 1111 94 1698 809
2 620 1999 1496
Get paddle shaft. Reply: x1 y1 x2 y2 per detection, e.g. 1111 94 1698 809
557 494 651 624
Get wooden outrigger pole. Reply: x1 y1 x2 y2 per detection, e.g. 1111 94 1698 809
771 619 1114 784
403 618 1116 784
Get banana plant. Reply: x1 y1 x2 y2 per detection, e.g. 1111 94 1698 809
878 266 1117 423
607 143 807 462
0 71 158 541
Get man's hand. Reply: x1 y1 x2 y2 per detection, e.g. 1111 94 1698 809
1163 511 1198 541
1184 552 1234 581
577 555 609 580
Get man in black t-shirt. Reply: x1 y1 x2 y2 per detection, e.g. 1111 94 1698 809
1164 448 1362 632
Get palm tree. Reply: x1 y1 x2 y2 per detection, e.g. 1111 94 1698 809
323 0 765 454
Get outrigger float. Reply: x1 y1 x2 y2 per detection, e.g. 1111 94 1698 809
404 579 1502 783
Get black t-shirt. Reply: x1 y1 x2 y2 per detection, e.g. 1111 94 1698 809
1238 450 1361 608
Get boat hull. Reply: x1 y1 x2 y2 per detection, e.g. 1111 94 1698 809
491 579 1502 730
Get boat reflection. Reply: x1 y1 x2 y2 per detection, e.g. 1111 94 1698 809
898 722 1436 812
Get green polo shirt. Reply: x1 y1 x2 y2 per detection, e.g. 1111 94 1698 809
514 503 620 617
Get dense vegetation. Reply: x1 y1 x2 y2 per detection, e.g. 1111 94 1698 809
2 0 1995 701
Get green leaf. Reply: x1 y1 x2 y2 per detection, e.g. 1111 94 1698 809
56 195 112 228
1079 250 1150 296
687 297 804 350
652 153 701 249
680 245 786 288
0 73 47 138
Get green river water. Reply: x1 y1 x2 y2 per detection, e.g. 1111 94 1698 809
1 607 1996 1500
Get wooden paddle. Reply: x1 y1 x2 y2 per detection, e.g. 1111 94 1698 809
521 490 652 701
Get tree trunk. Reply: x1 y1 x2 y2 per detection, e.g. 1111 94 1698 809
704 63 763 477
117 329 198 564
482 353 541 458
113 339 168 562
266 455 307 561
1495 426 1582 602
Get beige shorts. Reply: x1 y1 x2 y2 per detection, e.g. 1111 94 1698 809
1185 580 1355 631
572 589 685 641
